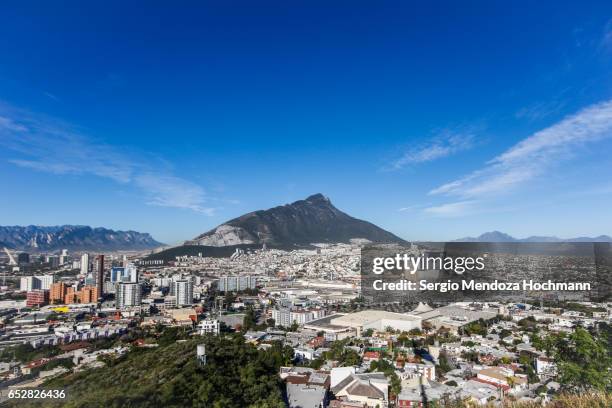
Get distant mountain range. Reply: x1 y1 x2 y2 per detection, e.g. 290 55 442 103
454 230 612 242
186 193 405 247
0 225 163 251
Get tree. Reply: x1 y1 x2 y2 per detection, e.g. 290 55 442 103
242 306 257 331
437 353 452 375
526 365 539 384
553 327 611 392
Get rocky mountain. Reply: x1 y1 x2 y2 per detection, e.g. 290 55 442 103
186 193 405 247
455 230 612 242
0 225 163 251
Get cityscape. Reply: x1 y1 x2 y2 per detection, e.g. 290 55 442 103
1 1 611 407
0 226 609 407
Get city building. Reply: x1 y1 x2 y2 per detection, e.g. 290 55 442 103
59 249 69 265
95 255 104 298
173 280 194 306
78 286 99 304
117 282 142 308
47 255 60 269
110 264 138 283
20 275 54 291
329 310 422 335
26 290 49 307
80 253 89 275
272 307 327 327
20 276 35 292
164 296 177 309
110 267 124 283
50 282 66 304
17 252 30 265
198 319 220 335
218 275 257 292
64 286 77 304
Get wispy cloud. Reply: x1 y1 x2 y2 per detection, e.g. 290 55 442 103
515 99 567 122
398 205 420 212
0 104 216 214
430 99 612 199
600 18 612 52
423 201 476 217
390 128 476 170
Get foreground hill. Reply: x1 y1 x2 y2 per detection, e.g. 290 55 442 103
23 333 290 408
186 193 405 247
0 225 163 251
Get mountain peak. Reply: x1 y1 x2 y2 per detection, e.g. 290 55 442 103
0 225 163 251
303 193 330 204
187 194 404 247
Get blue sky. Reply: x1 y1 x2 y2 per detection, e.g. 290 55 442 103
1 1 612 244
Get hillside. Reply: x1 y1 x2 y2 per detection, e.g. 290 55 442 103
187 193 405 247
20 333 290 408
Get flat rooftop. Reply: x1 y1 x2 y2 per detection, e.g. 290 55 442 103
331 310 421 327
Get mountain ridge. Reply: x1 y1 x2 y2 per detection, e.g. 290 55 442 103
186 193 405 246
0 225 164 251
454 230 612 242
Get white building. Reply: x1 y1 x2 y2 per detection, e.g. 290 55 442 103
536 357 557 376
198 319 220 335
330 310 422 335
218 275 257 292
80 253 89 275
38 275 54 290
173 280 193 306
271 307 326 327
126 263 138 283
164 296 177 309
19 275 54 291
20 276 35 291
116 282 142 308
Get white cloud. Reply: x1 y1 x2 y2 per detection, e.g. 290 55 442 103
0 104 216 214
423 201 476 217
390 129 476 170
134 174 215 215
430 99 612 198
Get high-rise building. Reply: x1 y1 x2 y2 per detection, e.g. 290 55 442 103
79 286 99 304
173 280 193 306
47 255 60 269
110 264 138 283
38 275 54 290
116 282 141 308
59 249 69 265
20 275 54 291
64 286 77 304
80 254 89 275
95 255 104 299
110 267 124 283
126 263 138 283
50 282 66 304
20 277 35 291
